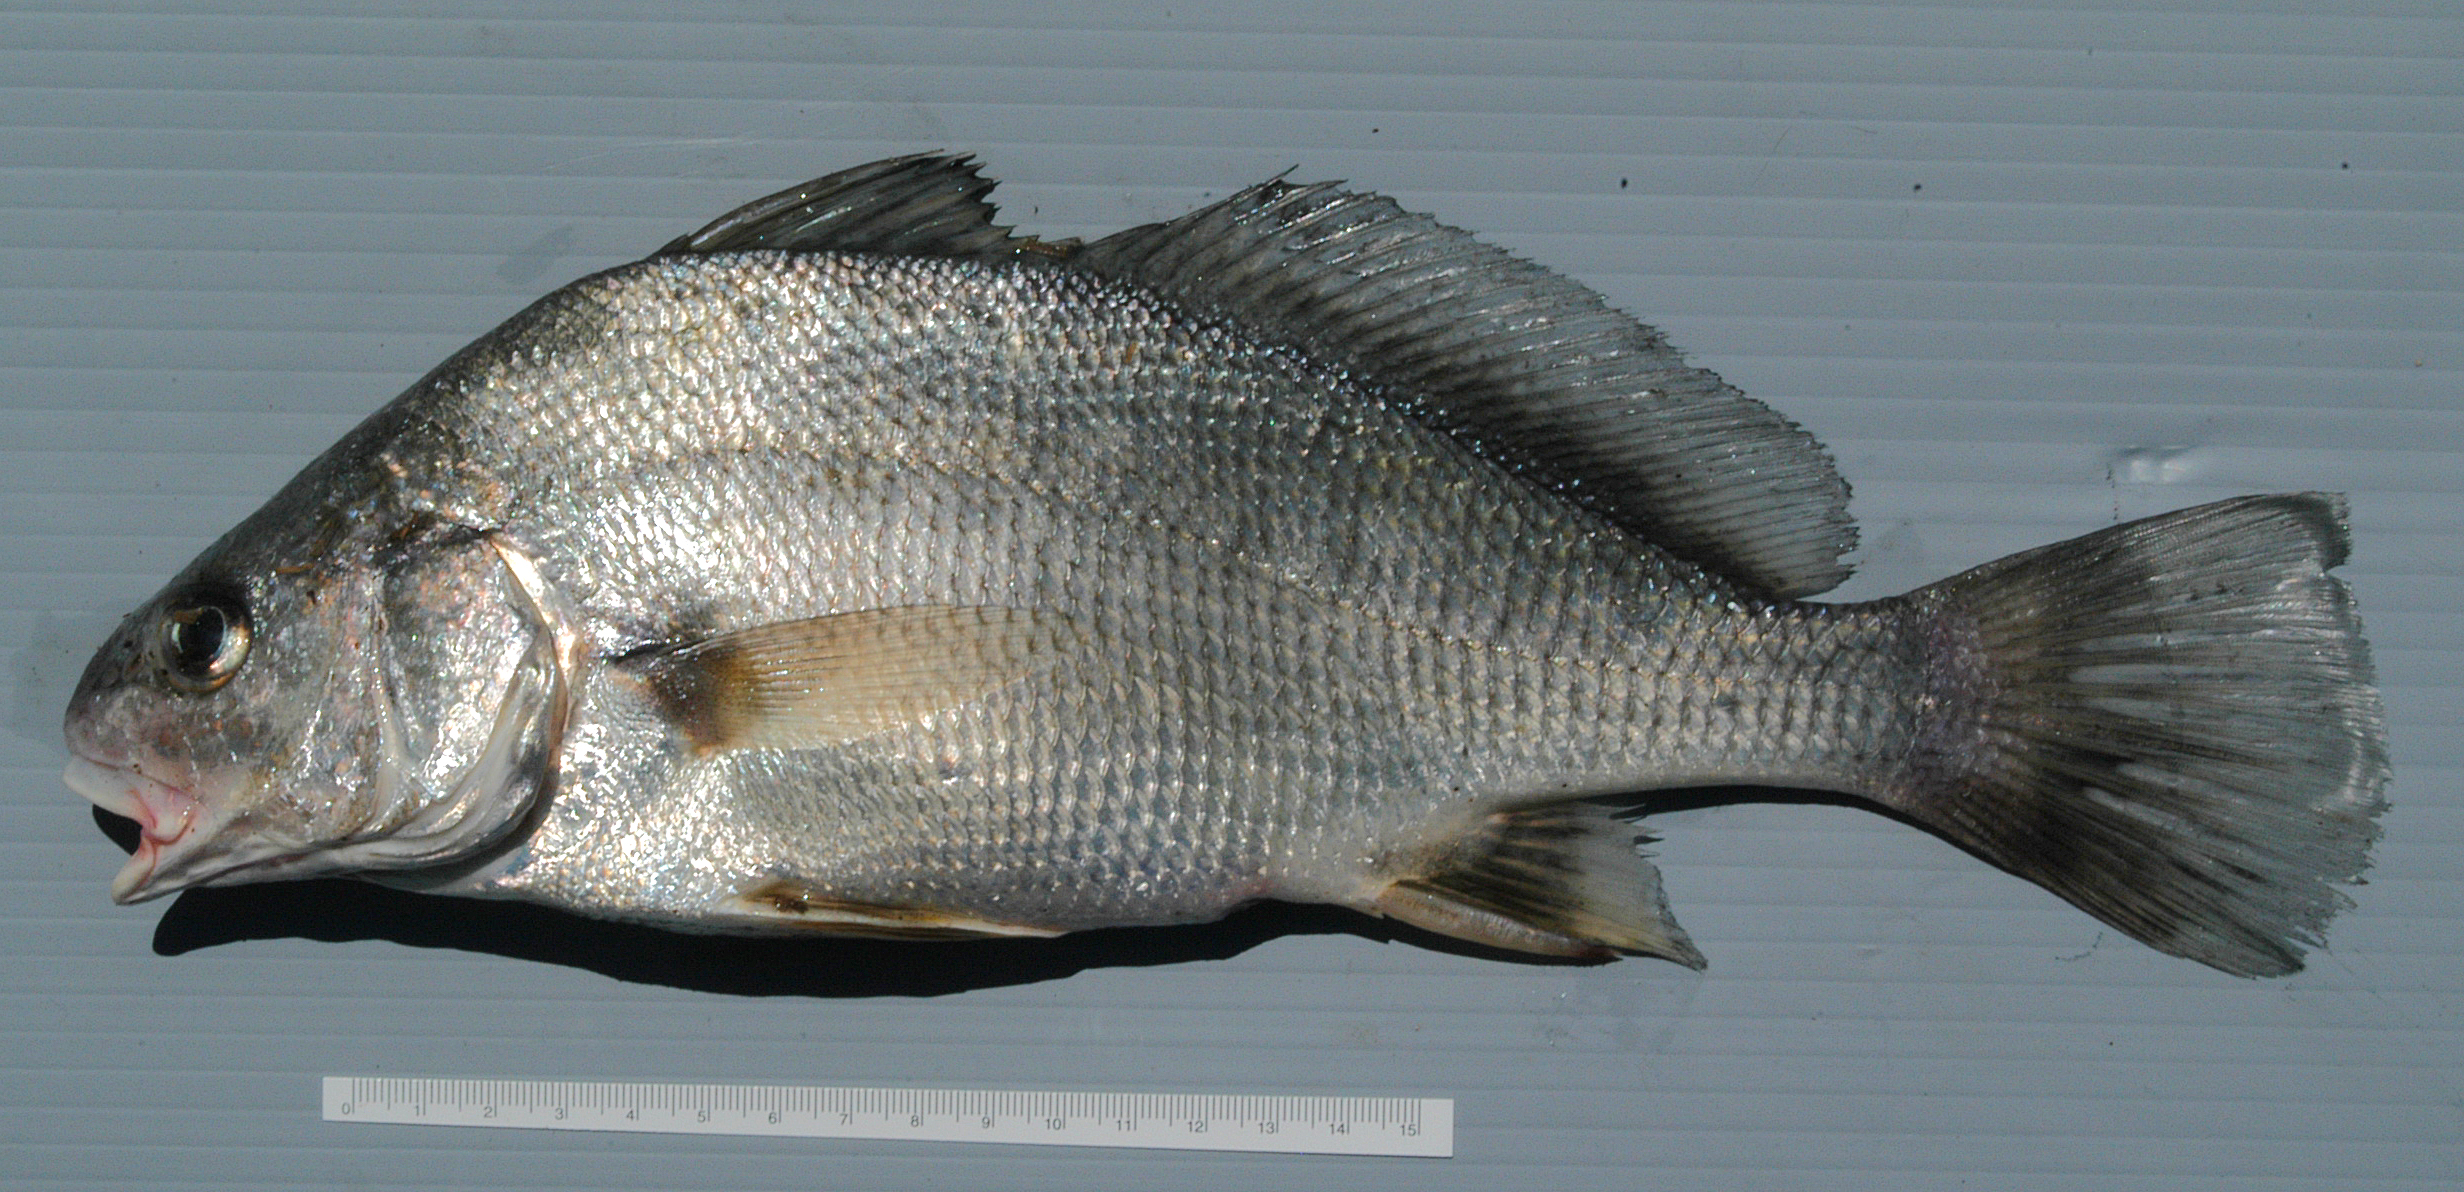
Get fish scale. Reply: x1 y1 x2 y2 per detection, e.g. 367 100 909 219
414 251 1920 931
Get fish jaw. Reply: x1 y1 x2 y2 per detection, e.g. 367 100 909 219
63 756 206 903
62 745 387 903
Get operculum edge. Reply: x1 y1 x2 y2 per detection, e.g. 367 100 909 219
354 532 586 888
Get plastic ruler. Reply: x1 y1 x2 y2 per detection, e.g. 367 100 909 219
322 1076 1452 1157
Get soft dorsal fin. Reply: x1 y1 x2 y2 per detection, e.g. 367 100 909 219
631 605 1074 752
1071 179 1858 597
656 152 1040 260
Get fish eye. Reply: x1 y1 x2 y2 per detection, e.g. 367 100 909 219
155 590 252 693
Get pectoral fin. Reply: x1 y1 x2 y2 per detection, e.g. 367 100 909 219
1370 803 1705 967
724 880 1065 941
635 605 1072 752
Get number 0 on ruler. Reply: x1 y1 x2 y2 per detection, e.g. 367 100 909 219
322 1077 1452 1158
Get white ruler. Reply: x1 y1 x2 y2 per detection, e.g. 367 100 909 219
322 1076 1451 1157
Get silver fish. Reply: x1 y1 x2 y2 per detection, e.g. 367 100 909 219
65 154 2389 976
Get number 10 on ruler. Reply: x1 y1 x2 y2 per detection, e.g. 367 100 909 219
322 1077 1453 1157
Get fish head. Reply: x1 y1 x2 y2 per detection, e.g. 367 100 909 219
64 495 571 904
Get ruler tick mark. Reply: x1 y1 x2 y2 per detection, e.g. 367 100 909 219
321 1077 1452 1158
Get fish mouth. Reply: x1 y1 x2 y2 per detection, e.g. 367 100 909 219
63 757 201 903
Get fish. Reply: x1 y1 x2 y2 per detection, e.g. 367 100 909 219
63 153 2390 977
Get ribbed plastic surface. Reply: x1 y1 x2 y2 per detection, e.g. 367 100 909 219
4 3 2456 1189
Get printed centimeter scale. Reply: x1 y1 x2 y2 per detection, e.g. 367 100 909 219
320 1078 1455 1157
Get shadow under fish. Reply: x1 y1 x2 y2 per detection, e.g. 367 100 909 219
116 782 2122 998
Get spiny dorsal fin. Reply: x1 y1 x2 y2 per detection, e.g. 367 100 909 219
1370 803 1705 967
656 152 1039 260
1072 179 1858 597
632 605 1073 752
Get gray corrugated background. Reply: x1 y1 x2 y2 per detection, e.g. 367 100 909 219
4 3 2457 1189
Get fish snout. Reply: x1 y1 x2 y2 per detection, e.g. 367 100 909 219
64 613 152 730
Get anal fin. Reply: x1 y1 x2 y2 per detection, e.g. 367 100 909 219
724 880 1065 941
1371 804 1705 967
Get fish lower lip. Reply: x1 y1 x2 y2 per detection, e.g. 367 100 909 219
114 839 164 902
62 758 199 901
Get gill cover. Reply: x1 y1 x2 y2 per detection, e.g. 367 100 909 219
320 525 575 874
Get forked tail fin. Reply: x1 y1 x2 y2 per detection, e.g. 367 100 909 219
1882 494 2389 977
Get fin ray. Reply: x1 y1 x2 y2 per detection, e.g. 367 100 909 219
657 152 1032 260
634 605 1072 752
1370 803 1705 966
1074 179 1857 596
1885 494 2389 977
723 879 1064 940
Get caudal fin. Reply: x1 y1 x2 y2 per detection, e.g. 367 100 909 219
1883 494 2389 977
